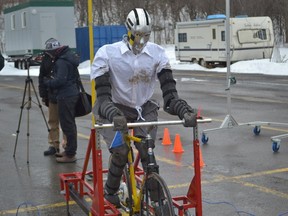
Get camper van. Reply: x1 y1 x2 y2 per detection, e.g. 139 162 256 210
175 15 274 67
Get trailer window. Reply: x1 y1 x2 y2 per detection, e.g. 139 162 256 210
178 33 187 42
212 29 216 39
221 31 225 41
21 11 27 28
238 29 270 43
11 14 15 30
254 29 267 40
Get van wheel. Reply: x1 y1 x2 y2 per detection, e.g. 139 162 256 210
22 60 28 70
191 58 198 64
14 61 19 69
18 60 23 69
199 59 206 67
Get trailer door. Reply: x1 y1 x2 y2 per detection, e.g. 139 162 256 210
209 26 220 61
40 13 57 46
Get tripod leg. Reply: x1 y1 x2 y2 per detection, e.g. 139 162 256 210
30 79 50 132
25 77 33 164
13 79 29 157
27 101 30 164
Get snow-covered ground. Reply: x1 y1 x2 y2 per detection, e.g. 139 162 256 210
1 45 288 77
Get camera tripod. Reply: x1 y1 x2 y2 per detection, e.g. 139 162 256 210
13 60 50 163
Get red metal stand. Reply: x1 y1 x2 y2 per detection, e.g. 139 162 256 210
59 125 203 216
59 128 121 216
172 127 203 216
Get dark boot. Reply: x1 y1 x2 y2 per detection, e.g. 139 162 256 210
104 193 120 208
55 151 65 157
56 154 77 163
44 147 59 156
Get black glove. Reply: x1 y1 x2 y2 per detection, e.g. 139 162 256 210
169 99 197 127
183 112 197 127
113 115 128 132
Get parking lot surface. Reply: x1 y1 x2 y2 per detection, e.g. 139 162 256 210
0 71 287 215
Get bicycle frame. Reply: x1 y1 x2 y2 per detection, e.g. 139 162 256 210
124 133 142 213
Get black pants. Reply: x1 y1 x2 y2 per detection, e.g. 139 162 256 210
58 95 79 156
98 100 160 195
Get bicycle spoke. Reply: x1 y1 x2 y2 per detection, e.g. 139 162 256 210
140 172 174 216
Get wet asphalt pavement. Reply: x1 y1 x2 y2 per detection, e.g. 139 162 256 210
0 70 288 216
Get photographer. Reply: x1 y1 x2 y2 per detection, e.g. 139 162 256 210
38 44 67 156
43 38 79 163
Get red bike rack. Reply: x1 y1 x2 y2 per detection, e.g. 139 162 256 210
172 126 203 216
59 124 203 216
59 128 121 215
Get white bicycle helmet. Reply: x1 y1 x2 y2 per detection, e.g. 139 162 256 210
125 8 151 54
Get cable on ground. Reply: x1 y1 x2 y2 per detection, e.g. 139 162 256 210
16 201 41 216
278 211 288 216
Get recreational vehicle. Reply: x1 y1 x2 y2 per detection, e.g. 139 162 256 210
175 15 274 67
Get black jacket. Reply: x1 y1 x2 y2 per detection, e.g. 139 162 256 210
38 53 57 103
44 46 80 100
0 52 4 71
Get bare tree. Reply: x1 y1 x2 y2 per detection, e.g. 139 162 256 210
0 0 288 44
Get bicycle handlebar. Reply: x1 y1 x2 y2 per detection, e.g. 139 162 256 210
94 118 212 129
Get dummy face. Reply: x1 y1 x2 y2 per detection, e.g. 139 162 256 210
128 31 151 54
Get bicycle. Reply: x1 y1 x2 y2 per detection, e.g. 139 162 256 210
115 125 173 215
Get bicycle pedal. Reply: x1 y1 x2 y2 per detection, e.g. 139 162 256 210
119 202 130 213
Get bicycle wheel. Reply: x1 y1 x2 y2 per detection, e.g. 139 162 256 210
140 172 174 216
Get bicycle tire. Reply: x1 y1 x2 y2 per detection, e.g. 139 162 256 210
140 172 174 216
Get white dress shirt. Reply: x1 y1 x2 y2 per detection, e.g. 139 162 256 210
91 40 171 108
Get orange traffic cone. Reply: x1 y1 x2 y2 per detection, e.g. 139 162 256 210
162 128 172 145
172 134 184 153
192 147 205 168
197 106 202 118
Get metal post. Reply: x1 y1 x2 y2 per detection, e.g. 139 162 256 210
226 0 231 115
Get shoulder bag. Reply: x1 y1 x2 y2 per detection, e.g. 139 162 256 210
75 70 92 117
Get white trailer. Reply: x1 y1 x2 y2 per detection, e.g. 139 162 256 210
175 15 274 67
4 0 76 69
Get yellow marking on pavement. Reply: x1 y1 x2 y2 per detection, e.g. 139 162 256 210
0 84 25 90
156 155 183 166
0 201 75 214
219 175 288 199
225 167 288 179
78 132 90 140
168 168 288 199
